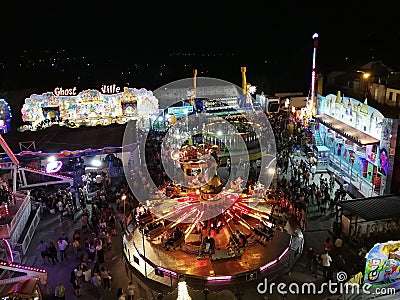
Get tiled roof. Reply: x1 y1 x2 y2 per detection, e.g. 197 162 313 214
338 194 400 221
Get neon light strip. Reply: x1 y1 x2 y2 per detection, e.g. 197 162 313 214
0 261 46 273
259 259 278 272
157 267 177 276
278 247 289 260
206 276 231 281
3 239 14 262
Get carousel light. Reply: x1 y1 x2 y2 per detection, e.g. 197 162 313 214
195 189 200 195
177 280 191 300
267 168 275 175
216 130 222 136
171 151 180 160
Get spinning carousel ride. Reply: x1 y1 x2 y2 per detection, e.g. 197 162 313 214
126 142 294 281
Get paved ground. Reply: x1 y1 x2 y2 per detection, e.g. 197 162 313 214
22 193 169 300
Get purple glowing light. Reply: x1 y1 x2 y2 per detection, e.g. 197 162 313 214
206 275 232 281
278 247 289 260
3 238 14 262
260 259 278 272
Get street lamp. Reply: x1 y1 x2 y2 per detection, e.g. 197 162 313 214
363 72 370 98
121 194 127 228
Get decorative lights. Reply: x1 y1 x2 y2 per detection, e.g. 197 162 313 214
177 275 191 300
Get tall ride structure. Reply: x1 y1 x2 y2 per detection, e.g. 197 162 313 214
308 33 319 115
190 69 197 107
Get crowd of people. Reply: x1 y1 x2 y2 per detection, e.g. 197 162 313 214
35 174 136 300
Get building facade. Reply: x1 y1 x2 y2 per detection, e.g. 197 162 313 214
315 93 398 197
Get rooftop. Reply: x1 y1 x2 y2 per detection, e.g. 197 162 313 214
338 194 400 221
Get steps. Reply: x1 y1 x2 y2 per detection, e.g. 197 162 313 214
314 132 323 146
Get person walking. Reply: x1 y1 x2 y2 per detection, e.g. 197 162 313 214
320 251 332 278
95 238 105 264
306 247 315 271
127 281 135 300
310 164 316 180
91 272 102 300
57 238 68 261
100 266 112 291
117 287 126 300
54 282 66 300
311 252 321 279
70 270 81 297
48 241 59 265
73 239 81 259
37 240 49 265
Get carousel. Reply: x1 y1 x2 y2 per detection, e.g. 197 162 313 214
123 142 294 283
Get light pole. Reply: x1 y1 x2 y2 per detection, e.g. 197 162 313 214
122 194 127 228
363 72 370 98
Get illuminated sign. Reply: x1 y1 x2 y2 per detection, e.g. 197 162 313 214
101 84 120 94
167 106 193 117
54 87 77 96
19 87 160 131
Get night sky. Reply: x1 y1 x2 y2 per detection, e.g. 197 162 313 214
1 2 399 98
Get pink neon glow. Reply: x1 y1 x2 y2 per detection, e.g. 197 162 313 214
0 261 46 272
260 259 278 272
308 33 318 114
157 267 177 276
278 247 289 260
206 276 232 281
0 135 19 165
3 238 14 262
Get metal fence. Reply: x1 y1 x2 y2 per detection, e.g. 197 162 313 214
21 206 42 256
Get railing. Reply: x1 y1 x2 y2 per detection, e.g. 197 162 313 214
21 208 42 255
0 192 31 241
9 193 31 235
329 156 377 197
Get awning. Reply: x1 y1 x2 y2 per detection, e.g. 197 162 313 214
338 194 400 221
2 278 40 298
314 114 380 146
